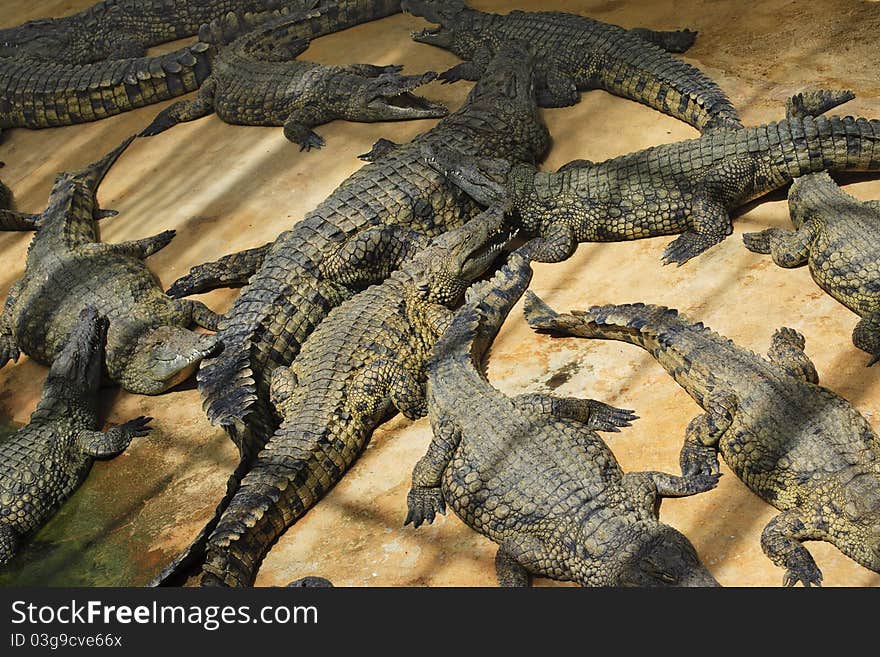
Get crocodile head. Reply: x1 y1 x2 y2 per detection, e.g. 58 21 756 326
423 144 512 207
348 71 449 122
403 0 471 50
45 306 109 395
614 526 720 587
120 326 220 395
406 204 510 310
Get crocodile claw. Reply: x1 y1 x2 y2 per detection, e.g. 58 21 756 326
298 132 325 152
587 401 639 432
689 472 722 493
868 353 880 367
404 486 446 528
783 560 823 588
662 232 717 266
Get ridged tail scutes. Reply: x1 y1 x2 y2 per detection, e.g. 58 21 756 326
200 426 331 587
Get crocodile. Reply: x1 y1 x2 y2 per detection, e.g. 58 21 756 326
0 137 219 395
0 0 404 131
526 298 880 586
0 306 152 566
422 97 880 266
401 0 741 133
744 90 880 366
191 205 510 587
140 8 447 149
172 43 549 459
405 247 720 586
0 0 402 64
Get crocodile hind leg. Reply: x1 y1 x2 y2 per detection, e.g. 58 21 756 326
629 27 698 53
404 422 460 528
166 243 272 298
0 523 18 565
139 78 217 137
343 64 403 77
766 327 819 383
742 223 816 268
77 416 152 458
679 392 736 477
663 156 757 266
761 507 825 587
494 535 560 587
320 225 432 289
512 393 637 432
535 66 579 108
853 314 880 366
348 358 427 421
95 230 176 259
0 209 39 231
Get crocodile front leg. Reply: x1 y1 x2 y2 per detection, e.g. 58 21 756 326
628 27 698 53
139 78 217 137
742 223 816 268
512 392 637 432
166 243 272 298
283 109 328 151
77 416 152 458
679 392 736 477
405 421 460 528
349 358 426 420
0 280 21 368
761 507 825 587
766 327 819 383
320 225 432 288
531 221 577 263
438 47 492 84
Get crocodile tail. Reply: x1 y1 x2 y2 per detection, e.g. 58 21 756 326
593 30 742 133
525 299 696 353
777 115 880 180
200 418 355 587
0 42 212 129
149 456 251 587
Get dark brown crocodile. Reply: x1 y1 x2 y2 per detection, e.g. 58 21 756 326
185 205 509 587
527 298 880 586
0 0 401 64
402 0 741 133
170 43 549 460
405 247 720 586
744 90 880 366
0 307 152 566
423 97 880 265
140 8 446 149
0 137 219 394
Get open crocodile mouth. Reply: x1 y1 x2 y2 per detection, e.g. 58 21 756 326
461 229 511 281
411 26 449 45
368 92 448 119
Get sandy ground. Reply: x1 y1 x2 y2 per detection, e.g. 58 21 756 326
1 0 879 587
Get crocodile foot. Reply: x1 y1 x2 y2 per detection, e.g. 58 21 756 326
783 558 823 588
404 486 446 528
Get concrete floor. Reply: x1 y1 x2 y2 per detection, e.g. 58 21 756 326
1 0 879 587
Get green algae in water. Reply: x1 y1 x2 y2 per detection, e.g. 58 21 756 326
0 418 167 587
